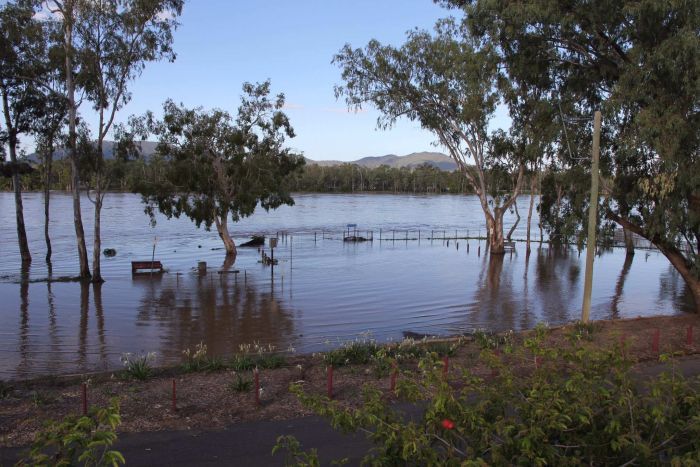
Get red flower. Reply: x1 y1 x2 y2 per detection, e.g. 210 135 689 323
441 419 455 430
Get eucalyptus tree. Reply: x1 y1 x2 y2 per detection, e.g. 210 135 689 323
135 81 305 258
445 0 700 310
334 21 527 254
45 0 183 282
0 1 47 264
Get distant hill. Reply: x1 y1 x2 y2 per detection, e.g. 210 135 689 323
27 140 159 162
29 143 457 172
307 151 457 171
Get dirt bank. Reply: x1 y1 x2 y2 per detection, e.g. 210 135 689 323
1 314 698 448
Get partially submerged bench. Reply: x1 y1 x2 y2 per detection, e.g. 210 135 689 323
504 241 516 251
131 261 164 275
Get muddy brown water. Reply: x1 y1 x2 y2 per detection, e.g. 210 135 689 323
0 192 693 379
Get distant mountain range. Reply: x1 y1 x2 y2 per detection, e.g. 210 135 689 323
26 140 160 163
307 152 457 171
28 142 457 171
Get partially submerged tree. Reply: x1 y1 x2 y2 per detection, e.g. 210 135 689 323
334 21 526 254
445 0 700 310
45 0 183 282
135 81 305 258
0 1 48 264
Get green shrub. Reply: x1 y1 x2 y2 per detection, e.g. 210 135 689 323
17 399 124 466
284 332 700 465
567 320 597 342
120 352 155 380
473 328 516 352
324 340 381 367
256 354 286 369
204 355 227 372
229 373 252 393
0 380 12 399
230 354 255 371
423 341 457 357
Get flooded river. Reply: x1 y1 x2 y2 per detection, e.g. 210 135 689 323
0 192 692 379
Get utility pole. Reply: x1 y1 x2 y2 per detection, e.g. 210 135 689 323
581 110 601 323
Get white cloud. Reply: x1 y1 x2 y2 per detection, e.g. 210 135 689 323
282 103 304 110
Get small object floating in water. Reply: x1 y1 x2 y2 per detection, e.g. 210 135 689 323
241 235 265 247
131 260 164 275
344 235 369 242
103 248 117 257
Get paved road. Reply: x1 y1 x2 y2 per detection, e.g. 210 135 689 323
2 415 370 467
3 356 699 466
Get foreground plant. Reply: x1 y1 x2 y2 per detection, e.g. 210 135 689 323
120 352 156 381
17 399 124 466
278 330 700 465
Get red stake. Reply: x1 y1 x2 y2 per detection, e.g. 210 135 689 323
81 383 87 416
172 379 177 412
254 369 260 407
442 356 449 378
687 325 694 346
390 362 398 394
652 328 660 354
327 365 334 399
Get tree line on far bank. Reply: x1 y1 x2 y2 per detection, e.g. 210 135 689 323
1 156 542 196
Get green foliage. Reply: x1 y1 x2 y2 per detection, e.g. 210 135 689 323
228 373 252 393
567 321 598 343
0 380 11 399
473 329 515 352
131 81 304 253
30 390 56 408
272 435 321 467
230 354 256 372
323 340 381 367
285 162 474 194
120 352 155 381
17 399 124 467
288 334 700 465
446 0 700 298
423 341 458 357
256 354 286 370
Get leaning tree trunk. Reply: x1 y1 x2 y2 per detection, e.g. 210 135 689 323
214 208 237 258
2 91 31 264
64 19 90 280
623 227 635 256
526 174 536 254
506 200 521 241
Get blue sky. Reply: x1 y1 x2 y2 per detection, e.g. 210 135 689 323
82 0 457 161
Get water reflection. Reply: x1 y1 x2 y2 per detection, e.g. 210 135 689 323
134 270 297 364
18 263 30 376
611 253 634 318
0 237 693 379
